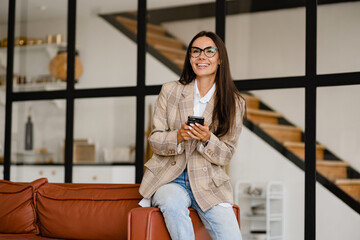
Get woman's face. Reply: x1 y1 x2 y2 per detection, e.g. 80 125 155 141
189 36 220 81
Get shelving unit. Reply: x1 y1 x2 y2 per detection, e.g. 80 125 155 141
235 180 285 240
0 43 65 67
0 43 67 95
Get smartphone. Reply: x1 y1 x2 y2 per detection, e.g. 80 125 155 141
187 116 204 126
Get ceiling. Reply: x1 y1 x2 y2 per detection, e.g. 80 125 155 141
1 0 358 25
0 0 212 24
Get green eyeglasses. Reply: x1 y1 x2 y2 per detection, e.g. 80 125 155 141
189 46 218 58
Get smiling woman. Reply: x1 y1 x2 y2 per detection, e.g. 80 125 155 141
139 31 246 240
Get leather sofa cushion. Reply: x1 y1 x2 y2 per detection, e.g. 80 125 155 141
128 206 241 240
0 178 48 234
36 183 142 240
128 207 211 239
0 234 63 240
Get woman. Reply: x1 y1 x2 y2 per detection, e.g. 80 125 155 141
139 31 245 240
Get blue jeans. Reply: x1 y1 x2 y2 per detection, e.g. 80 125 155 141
152 169 242 240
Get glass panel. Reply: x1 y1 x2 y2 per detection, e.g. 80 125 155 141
0 0 8 172
10 100 66 182
317 2 360 74
316 85 360 239
75 0 138 89
146 0 216 86
8 0 68 92
233 89 305 240
74 97 136 165
226 1 305 80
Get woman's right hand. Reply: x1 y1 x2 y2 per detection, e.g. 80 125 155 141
177 123 192 143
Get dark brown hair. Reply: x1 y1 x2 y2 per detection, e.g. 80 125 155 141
179 31 244 137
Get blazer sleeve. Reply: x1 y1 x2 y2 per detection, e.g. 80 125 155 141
196 98 246 166
148 82 179 156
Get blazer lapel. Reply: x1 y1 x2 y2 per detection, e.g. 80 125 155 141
179 81 194 126
178 81 195 155
203 95 214 129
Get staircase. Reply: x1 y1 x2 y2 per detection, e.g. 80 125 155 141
101 13 360 213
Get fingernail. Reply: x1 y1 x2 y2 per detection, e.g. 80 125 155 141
188 126 192 130
195 123 199 126
187 131 191 135
190 123 194 127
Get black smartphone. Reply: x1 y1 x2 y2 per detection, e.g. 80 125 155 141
187 116 204 126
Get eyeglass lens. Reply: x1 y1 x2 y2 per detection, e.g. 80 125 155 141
190 47 217 58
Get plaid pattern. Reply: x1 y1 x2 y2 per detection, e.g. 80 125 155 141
139 80 245 212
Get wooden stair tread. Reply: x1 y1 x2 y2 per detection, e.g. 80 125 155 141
335 179 360 185
241 94 260 109
173 58 184 64
146 33 184 49
316 161 349 167
259 123 302 132
153 44 187 55
283 141 326 149
247 108 282 118
147 33 183 45
242 94 260 102
116 16 166 34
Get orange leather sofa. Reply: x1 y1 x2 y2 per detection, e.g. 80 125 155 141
0 178 240 240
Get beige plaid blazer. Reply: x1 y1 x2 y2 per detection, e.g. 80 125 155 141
139 80 245 212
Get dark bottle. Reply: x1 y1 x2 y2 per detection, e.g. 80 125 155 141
25 115 33 150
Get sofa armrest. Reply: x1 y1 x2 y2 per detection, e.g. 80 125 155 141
128 205 240 240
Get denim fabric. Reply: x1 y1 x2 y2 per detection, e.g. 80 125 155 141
152 169 242 240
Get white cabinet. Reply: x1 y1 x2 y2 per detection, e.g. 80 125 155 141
1 165 135 184
73 165 135 184
0 166 18 180
235 181 284 240
10 165 64 183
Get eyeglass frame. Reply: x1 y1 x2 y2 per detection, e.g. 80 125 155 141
189 46 218 58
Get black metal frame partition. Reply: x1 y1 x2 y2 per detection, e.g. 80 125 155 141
3 0 360 239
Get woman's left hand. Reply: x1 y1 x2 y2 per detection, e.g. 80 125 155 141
187 121 211 143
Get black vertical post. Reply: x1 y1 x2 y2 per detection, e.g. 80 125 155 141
64 0 76 183
305 0 317 239
3 0 16 180
215 0 226 42
135 0 147 183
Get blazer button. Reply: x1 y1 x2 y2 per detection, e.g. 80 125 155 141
202 167 207 172
171 161 176 166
